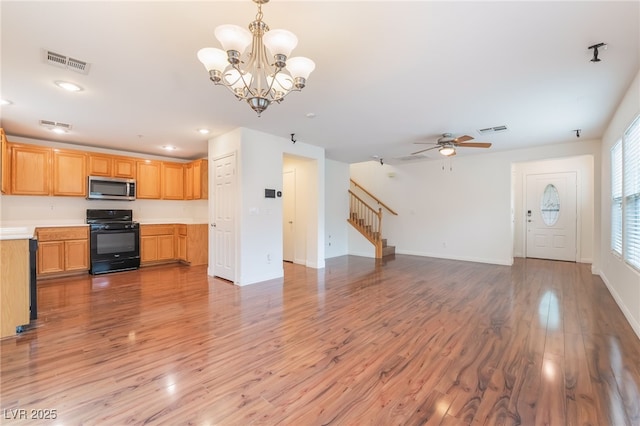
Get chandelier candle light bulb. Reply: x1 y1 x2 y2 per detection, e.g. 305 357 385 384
197 0 315 115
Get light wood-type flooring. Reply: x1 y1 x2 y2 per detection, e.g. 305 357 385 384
1 255 640 425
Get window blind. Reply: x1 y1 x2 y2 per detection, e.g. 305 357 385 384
611 141 622 255
623 116 640 270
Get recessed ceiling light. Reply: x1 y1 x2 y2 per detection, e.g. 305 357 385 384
162 145 177 151
0 99 13 105
197 128 210 134
55 80 83 92
305 112 316 119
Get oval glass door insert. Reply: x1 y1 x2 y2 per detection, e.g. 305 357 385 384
541 184 560 226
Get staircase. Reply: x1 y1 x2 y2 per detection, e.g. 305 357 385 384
348 179 397 258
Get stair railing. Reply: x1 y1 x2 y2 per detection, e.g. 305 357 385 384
348 190 384 257
350 178 398 216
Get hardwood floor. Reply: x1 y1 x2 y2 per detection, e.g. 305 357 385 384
1 255 639 425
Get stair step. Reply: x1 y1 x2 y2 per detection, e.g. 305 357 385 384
382 245 395 257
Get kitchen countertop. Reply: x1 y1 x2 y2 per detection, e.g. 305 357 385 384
0 221 207 240
0 227 35 240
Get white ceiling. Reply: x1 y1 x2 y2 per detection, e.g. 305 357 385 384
1 1 638 164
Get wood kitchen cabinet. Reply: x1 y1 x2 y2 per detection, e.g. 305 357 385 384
2 137 204 201
192 159 208 200
1 128 10 194
10 144 51 195
184 159 208 200
162 162 185 200
0 239 31 338
140 225 175 264
35 226 89 278
176 224 208 266
88 154 136 179
136 160 161 199
52 149 87 197
9 144 87 197
184 163 194 200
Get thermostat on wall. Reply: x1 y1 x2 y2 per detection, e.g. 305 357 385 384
265 189 276 198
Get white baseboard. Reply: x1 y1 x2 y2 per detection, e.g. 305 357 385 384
599 272 640 340
396 249 513 266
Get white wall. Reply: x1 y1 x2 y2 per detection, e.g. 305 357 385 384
208 127 325 286
324 159 349 258
512 155 595 263
0 195 207 226
350 139 600 266
599 68 640 338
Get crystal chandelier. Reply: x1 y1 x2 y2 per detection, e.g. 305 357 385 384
197 0 315 116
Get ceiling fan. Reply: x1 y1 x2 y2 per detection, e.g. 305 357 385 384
411 133 492 157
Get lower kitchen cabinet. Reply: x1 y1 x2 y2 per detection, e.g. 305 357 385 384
141 223 208 266
176 224 208 266
0 239 30 338
35 226 89 278
140 225 175 265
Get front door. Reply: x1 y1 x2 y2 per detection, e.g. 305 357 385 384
212 153 236 281
526 172 577 261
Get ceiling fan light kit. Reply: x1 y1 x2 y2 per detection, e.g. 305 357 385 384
197 0 315 116
439 145 456 156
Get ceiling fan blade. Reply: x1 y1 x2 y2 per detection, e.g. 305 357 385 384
455 142 492 148
453 135 474 143
411 145 440 155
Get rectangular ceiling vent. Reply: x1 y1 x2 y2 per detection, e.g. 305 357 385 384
39 120 72 130
478 125 508 134
397 154 428 161
44 50 91 74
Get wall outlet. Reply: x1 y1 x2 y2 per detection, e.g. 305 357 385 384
267 253 271 264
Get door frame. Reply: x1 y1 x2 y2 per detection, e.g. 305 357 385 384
512 155 594 264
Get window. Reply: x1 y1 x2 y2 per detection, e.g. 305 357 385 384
541 184 560 226
614 115 640 270
624 116 640 270
611 141 622 255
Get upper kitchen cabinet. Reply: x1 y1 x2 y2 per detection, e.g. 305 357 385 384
88 154 136 179
52 149 87 197
1 128 10 194
192 159 208 200
162 162 185 200
10 144 51 195
184 159 208 200
136 160 161 199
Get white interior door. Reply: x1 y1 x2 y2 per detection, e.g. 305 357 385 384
283 170 295 262
213 153 236 281
526 172 577 261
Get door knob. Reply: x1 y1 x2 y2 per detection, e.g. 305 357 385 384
288 221 293 224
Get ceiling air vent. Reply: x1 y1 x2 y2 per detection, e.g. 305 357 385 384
44 50 91 74
397 154 428 162
40 120 72 131
478 125 508 134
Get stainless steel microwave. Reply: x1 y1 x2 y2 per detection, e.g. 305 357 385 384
87 176 136 201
